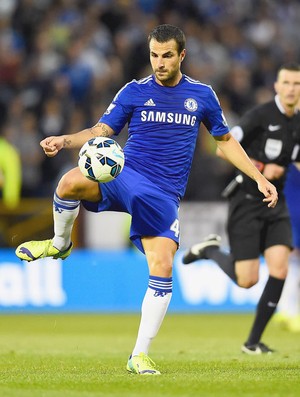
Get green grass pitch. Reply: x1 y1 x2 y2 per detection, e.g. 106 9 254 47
0 313 299 397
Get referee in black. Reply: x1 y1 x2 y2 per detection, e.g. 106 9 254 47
183 63 300 354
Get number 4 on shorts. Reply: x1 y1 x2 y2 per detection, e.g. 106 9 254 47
170 219 180 237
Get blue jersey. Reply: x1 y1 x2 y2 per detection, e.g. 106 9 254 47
99 74 229 198
284 164 300 248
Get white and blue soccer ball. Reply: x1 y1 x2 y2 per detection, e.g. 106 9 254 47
78 137 125 183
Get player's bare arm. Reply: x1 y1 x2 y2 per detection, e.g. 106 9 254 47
40 123 115 157
214 132 278 208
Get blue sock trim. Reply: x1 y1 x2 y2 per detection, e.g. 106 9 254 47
148 275 173 293
54 191 80 211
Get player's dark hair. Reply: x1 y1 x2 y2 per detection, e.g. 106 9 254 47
277 63 300 74
148 24 186 54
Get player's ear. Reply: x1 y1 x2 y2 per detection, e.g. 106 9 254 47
180 49 186 62
274 81 278 94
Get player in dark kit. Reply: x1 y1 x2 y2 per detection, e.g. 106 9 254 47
15 25 277 373
183 63 300 354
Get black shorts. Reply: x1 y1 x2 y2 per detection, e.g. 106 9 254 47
227 190 293 261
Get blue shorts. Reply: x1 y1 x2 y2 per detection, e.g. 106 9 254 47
81 166 180 253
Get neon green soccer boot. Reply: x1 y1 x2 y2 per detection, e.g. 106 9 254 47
15 239 72 262
126 353 161 375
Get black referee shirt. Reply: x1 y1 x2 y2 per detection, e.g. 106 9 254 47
234 97 300 197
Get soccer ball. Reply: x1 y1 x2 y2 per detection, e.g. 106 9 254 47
78 137 125 183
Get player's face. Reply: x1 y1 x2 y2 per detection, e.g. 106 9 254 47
274 69 300 114
149 39 185 86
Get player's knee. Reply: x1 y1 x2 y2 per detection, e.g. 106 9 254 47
149 255 173 277
57 173 80 199
237 276 258 289
270 266 288 280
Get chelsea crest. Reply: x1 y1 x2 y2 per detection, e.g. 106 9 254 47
184 98 198 112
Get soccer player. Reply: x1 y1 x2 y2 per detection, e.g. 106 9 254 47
15 24 277 373
275 163 300 332
183 63 300 354
0 130 22 210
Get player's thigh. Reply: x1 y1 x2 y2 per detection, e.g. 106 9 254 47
235 258 260 288
142 236 177 277
264 245 290 280
129 175 180 253
227 196 262 260
57 167 102 201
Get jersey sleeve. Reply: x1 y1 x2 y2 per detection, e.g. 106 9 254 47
233 107 261 145
202 87 229 136
99 82 135 135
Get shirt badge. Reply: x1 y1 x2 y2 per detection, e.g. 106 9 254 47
265 138 283 160
184 98 198 112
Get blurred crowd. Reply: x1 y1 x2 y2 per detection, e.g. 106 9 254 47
1 0 300 201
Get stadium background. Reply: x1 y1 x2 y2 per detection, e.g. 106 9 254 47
1 0 299 313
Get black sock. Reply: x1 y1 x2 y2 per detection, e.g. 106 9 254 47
205 246 237 284
246 276 285 345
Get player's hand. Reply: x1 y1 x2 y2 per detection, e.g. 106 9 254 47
40 136 65 157
257 179 278 208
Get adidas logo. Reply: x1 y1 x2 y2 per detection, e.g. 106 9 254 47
144 98 156 106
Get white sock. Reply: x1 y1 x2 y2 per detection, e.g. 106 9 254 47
132 276 172 356
278 253 300 317
52 191 80 251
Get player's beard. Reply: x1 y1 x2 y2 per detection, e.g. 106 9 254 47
155 69 179 86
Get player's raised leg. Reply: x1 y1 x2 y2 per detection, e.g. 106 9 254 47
15 168 101 261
